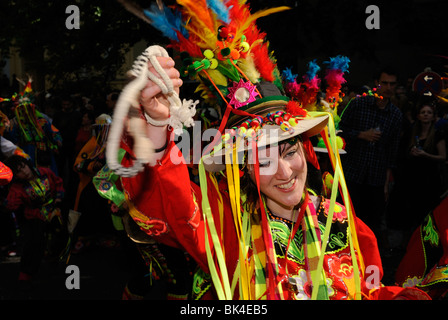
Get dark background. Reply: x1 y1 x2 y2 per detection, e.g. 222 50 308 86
1 0 447 94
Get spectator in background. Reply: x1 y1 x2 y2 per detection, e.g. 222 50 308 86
4 155 65 285
2 87 62 175
387 100 446 246
339 66 403 251
105 92 118 115
74 109 95 157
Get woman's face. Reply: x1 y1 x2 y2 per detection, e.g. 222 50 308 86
248 141 307 215
82 113 92 125
417 105 435 124
15 162 35 181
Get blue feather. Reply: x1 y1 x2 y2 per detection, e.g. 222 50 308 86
206 0 230 23
323 55 350 72
305 59 320 80
282 67 298 82
143 4 188 41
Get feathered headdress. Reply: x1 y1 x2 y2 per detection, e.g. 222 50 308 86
119 0 290 131
282 55 351 130
0 76 58 152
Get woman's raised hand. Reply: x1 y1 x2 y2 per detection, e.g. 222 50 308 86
139 56 183 123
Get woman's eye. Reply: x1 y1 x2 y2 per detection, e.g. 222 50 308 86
285 149 297 157
259 161 271 168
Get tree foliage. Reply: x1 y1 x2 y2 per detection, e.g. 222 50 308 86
0 0 165 92
1 0 447 93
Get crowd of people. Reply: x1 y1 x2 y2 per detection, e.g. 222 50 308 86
0 82 124 291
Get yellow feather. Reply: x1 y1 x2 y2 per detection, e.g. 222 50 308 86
206 69 228 87
237 57 260 83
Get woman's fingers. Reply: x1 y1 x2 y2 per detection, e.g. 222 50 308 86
140 78 182 99
140 55 183 119
148 56 179 79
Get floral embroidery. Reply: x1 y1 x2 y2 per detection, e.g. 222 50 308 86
327 253 354 279
270 219 304 263
323 199 347 223
422 214 439 246
133 216 168 236
402 276 422 288
99 180 112 192
418 264 448 287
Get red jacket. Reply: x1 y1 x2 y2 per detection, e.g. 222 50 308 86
6 167 64 220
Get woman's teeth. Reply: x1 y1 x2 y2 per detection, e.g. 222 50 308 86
277 179 295 189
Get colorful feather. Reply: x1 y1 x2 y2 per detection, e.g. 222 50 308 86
206 0 230 23
282 61 321 111
174 32 203 58
323 55 350 105
251 41 275 82
177 0 215 32
237 56 261 83
305 59 320 82
143 3 187 41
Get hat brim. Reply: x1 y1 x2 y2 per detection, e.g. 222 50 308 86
227 96 289 128
202 114 329 172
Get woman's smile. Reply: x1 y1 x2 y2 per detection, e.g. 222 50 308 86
275 177 297 191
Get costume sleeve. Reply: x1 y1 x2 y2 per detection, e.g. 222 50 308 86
395 197 448 287
355 216 384 280
0 136 30 159
120 131 236 274
120 132 209 271
93 149 126 208
5 184 26 212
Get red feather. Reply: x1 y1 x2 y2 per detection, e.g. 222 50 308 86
251 42 275 82
172 31 203 58
303 136 320 170
285 100 307 117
